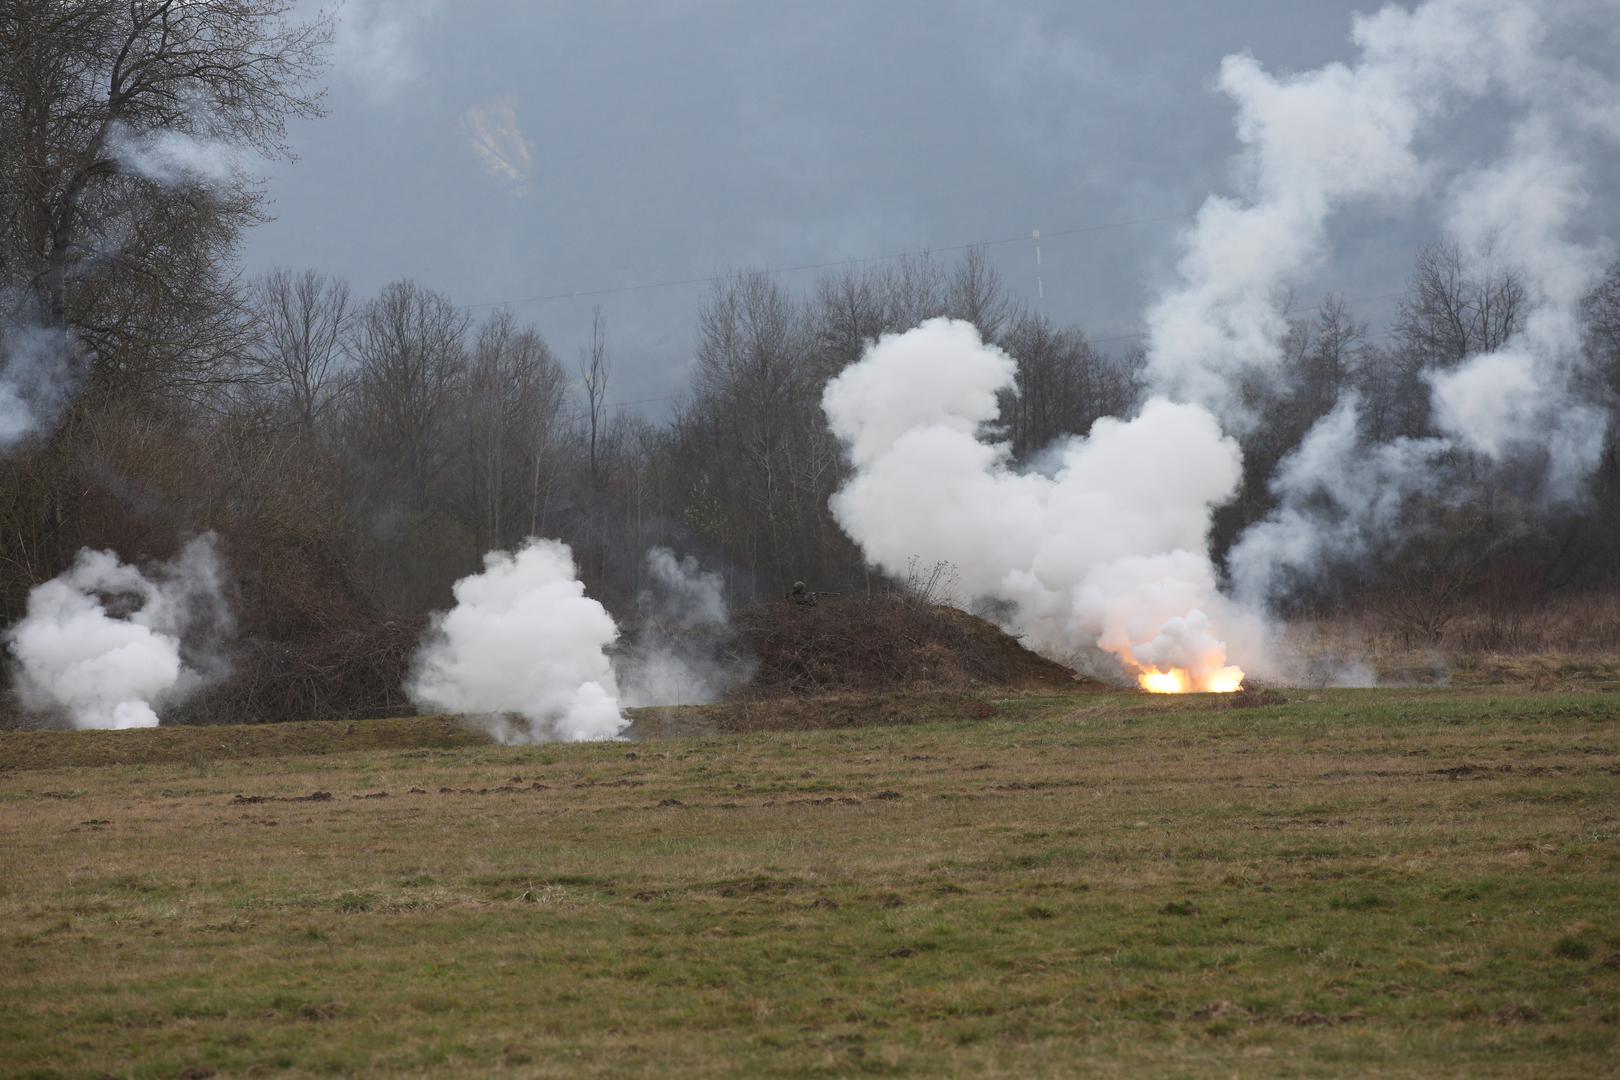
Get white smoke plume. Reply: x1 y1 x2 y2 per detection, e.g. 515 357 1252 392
823 318 1265 691
1226 398 1453 610
826 1 1617 689
1154 0 1618 613
107 123 239 188
405 538 627 742
1145 0 1614 430
4 536 231 729
1425 120 1616 499
617 547 749 708
0 299 78 450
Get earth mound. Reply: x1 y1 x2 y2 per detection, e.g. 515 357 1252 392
731 593 1092 697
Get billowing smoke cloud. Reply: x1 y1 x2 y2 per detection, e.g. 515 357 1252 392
1425 120 1615 499
1147 0 1616 424
1154 0 1619 614
827 1 1617 688
823 318 1265 690
1146 0 1558 423
4 536 231 729
617 547 749 707
405 538 627 742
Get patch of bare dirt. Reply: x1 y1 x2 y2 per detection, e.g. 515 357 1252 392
230 791 333 805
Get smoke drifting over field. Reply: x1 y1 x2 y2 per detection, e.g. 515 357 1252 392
7 0 1619 732
406 539 627 742
1425 123 1612 500
4 536 230 729
1226 400 1452 612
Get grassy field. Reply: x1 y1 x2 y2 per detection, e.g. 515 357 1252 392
2 688 1617 1077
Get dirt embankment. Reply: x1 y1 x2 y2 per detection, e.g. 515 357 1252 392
730 594 1094 697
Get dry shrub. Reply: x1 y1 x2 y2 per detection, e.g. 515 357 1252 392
178 500 431 724
18 407 436 726
1362 589 1620 658
1445 591 1620 655
1288 589 1620 688
176 616 424 726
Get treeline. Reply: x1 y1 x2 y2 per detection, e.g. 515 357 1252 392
1219 243 1620 618
3 2 1619 722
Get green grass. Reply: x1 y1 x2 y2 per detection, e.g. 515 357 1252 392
2 687 1617 1077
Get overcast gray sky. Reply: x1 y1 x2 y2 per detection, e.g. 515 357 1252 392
242 0 1620 416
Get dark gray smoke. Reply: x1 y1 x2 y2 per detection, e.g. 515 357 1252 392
617 546 750 707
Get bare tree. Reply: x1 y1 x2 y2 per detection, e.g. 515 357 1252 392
1583 259 1620 398
460 309 566 552
248 268 352 431
811 268 889 377
1000 310 1130 459
876 253 948 329
1300 294 1364 415
0 1 330 400
348 280 468 505
1345 243 1528 444
579 306 610 493
1393 240 1526 367
1581 260 1620 583
947 246 1016 341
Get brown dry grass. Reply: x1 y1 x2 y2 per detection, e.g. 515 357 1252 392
2 688 1618 1077
1282 592 1620 690
0 713 485 772
0 692 1032 771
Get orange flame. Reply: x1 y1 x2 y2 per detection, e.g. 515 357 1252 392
1138 668 1189 694
1136 665 1244 694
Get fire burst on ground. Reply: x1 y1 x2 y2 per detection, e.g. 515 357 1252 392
1136 665 1245 694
